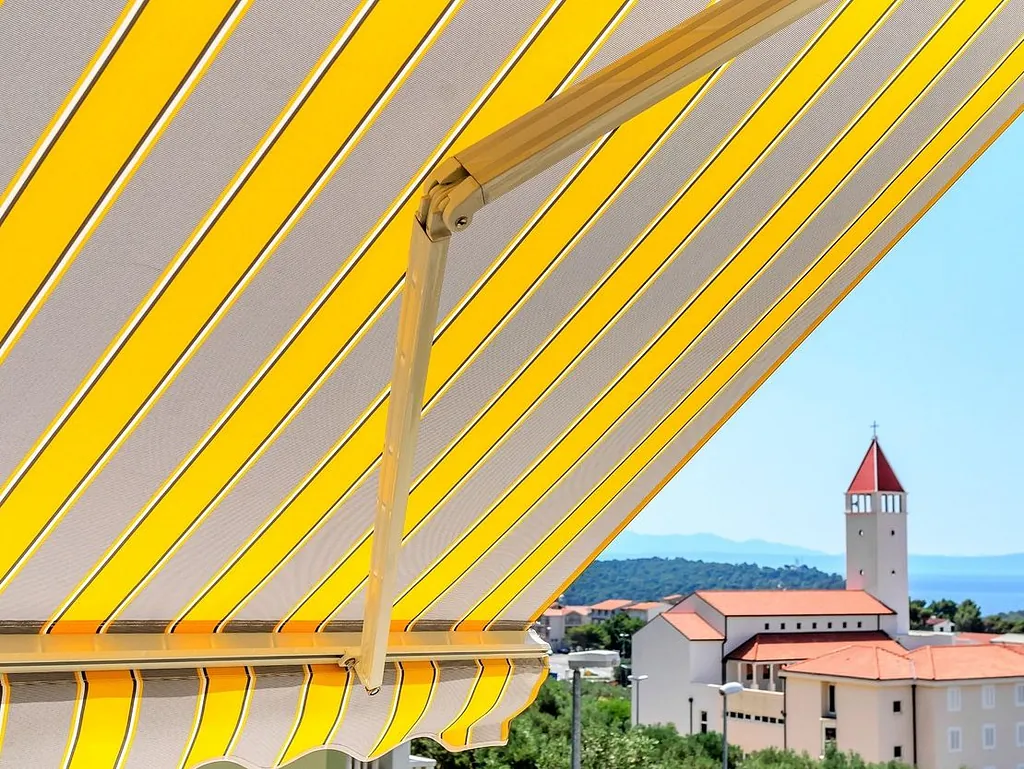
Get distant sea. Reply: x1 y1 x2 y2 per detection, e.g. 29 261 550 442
909 573 1024 615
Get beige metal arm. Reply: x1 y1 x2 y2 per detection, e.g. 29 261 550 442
358 0 826 692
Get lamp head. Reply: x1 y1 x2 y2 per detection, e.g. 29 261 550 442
719 681 744 696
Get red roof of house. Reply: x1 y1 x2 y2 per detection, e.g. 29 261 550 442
660 612 724 641
686 590 894 617
591 599 634 611
728 632 901 662
784 642 1024 681
543 605 592 617
956 632 1000 645
848 438 905 493
926 616 951 626
629 601 667 611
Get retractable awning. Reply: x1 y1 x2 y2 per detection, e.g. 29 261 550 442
0 0 1020 765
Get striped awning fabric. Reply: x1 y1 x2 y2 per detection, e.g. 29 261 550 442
0 0 1020 765
0 659 545 767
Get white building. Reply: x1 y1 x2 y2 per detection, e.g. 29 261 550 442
632 438 1017 768
590 599 635 621
539 605 592 646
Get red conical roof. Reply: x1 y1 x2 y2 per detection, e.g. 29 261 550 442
848 438 904 493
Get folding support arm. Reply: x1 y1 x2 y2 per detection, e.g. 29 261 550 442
357 0 826 691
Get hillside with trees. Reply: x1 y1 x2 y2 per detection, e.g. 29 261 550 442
910 597 1024 634
563 557 844 605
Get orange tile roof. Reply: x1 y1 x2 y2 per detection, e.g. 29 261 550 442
660 612 724 641
662 594 684 603
591 599 634 611
629 601 666 611
690 590 894 617
543 605 591 617
955 632 1000 644
728 632 901 663
784 642 1024 681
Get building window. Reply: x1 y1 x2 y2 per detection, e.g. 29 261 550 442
983 724 996 750
858 569 864 576
893 700 902 713
745 664 754 681
891 569 896 575
842 622 848 629
1016 721 1024 747
858 529 864 536
893 746 902 759
827 622 833 629
762 666 771 680
948 686 962 712
948 727 962 753
983 684 996 709
701 710 708 734
827 684 836 716
857 621 863 628
812 622 818 629
1017 683 1024 706
781 623 786 630
765 622 770 630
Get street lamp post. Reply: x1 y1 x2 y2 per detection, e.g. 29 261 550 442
719 681 744 769
629 674 649 727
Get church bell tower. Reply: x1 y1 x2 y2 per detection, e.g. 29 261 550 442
845 434 909 634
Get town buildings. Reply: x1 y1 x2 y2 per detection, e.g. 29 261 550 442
632 438 1024 769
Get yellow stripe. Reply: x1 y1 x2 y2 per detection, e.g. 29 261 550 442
498 660 549 742
370 662 438 759
280 0 895 632
403 0 1005 627
0 674 9 756
179 667 254 768
531 98 1024 629
394 0 926 626
41 0 461 633
0 0 249 363
277 665 353 765
63 670 141 769
439 659 513 749
167 0 635 634
478 26 1024 631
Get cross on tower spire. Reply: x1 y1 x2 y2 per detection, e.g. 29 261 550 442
870 421 879 439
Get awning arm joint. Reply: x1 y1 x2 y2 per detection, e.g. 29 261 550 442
358 0 826 694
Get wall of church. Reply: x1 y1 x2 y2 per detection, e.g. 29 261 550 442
845 493 909 634
632 617 693 732
691 639 723 684
729 718 785 753
724 615 885 656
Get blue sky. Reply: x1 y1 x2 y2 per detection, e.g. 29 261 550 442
629 116 1024 557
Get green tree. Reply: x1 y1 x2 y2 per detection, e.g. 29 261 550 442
908 599 928 630
603 613 645 657
566 624 610 650
926 598 958 620
954 599 984 632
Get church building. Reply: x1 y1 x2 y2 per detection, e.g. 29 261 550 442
632 438 1024 769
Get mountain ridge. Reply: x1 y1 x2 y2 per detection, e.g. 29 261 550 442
604 531 1024 575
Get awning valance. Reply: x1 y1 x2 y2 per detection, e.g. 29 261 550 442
0 658 545 767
